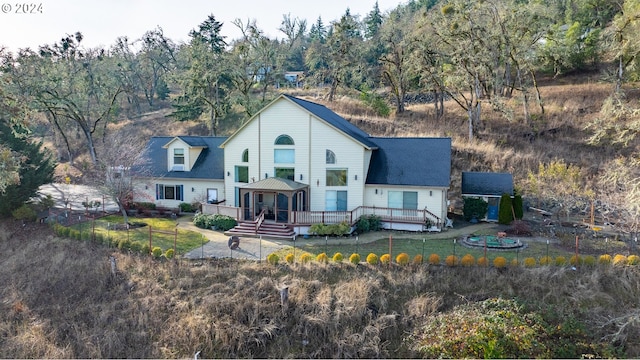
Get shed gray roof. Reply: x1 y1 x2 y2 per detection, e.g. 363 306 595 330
283 94 378 149
461 172 513 196
366 137 451 187
138 136 227 179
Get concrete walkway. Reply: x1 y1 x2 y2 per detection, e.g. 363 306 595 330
179 216 499 261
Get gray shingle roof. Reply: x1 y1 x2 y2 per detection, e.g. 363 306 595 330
366 137 451 187
461 172 513 196
138 136 227 179
283 94 378 149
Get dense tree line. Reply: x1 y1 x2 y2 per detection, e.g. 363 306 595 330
0 0 639 223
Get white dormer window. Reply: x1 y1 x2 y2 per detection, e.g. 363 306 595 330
173 148 185 171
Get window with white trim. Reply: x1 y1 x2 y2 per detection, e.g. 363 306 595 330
156 184 184 201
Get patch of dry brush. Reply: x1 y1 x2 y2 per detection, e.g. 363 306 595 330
2 221 640 358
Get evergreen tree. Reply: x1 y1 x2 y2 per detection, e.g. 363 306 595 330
498 194 514 225
364 1 383 39
0 120 55 216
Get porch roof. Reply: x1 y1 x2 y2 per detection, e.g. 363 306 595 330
242 177 308 191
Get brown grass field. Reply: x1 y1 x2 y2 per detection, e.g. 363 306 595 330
3 76 640 358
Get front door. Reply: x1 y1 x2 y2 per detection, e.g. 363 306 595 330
487 197 499 221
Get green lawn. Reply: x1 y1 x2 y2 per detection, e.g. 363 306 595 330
277 235 580 264
70 215 207 254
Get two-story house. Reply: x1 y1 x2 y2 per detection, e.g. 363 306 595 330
134 94 451 235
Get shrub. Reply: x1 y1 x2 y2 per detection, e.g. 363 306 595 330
461 254 475 267
613 254 627 266
628 255 640 265
135 202 156 210
428 253 441 265
570 255 583 266
380 253 391 264
165 248 175 259
498 193 514 224
356 215 382 234
267 253 279 265
396 253 410 266
152 246 163 258
445 255 458 267
193 213 215 229
285 253 295 264
510 258 519 267
332 252 343 262
513 194 524 220
118 238 131 251
310 222 350 236
582 255 596 266
493 256 508 268
598 254 612 265
477 256 489 267
12 204 37 222
413 254 424 265
555 256 567 266
366 253 379 265
212 214 237 231
349 253 361 265
539 256 552 266
300 253 313 264
509 220 532 236
141 243 151 255
463 197 488 221
316 252 329 264
130 241 143 253
523 257 537 267
179 202 195 213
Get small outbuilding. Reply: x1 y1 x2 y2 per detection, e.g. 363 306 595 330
461 172 514 222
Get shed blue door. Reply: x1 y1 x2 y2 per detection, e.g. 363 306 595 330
487 197 499 221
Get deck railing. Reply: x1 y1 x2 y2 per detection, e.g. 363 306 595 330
202 204 441 228
201 204 241 219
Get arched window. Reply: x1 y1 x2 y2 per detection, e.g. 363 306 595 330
275 134 294 145
326 150 336 164
242 149 249 162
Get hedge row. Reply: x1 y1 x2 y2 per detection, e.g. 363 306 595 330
266 250 640 268
52 223 175 259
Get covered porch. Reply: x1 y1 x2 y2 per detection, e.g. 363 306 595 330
238 177 310 223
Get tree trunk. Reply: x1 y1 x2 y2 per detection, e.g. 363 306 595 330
530 69 545 115
116 198 130 228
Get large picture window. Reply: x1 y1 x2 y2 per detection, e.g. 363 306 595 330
274 149 295 163
235 166 249 183
388 191 418 209
326 169 347 186
156 184 184 201
275 167 295 181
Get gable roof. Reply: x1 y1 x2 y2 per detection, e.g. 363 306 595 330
138 136 227 179
461 172 514 196
366 137 451 187
162 136 210 148
282 94 378 149
220 94 378 149
242 177 308 191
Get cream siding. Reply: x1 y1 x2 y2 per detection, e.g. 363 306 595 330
166 140 191 172
134 178 225 208
188 147 203 169
223 97 369 210
364 185 448 220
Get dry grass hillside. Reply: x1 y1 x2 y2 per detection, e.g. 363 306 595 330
2 220 640 358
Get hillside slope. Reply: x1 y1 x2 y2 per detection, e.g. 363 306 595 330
1 219 638 358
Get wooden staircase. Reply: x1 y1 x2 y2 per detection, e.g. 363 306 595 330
225 211 296 239
226 220 296 239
